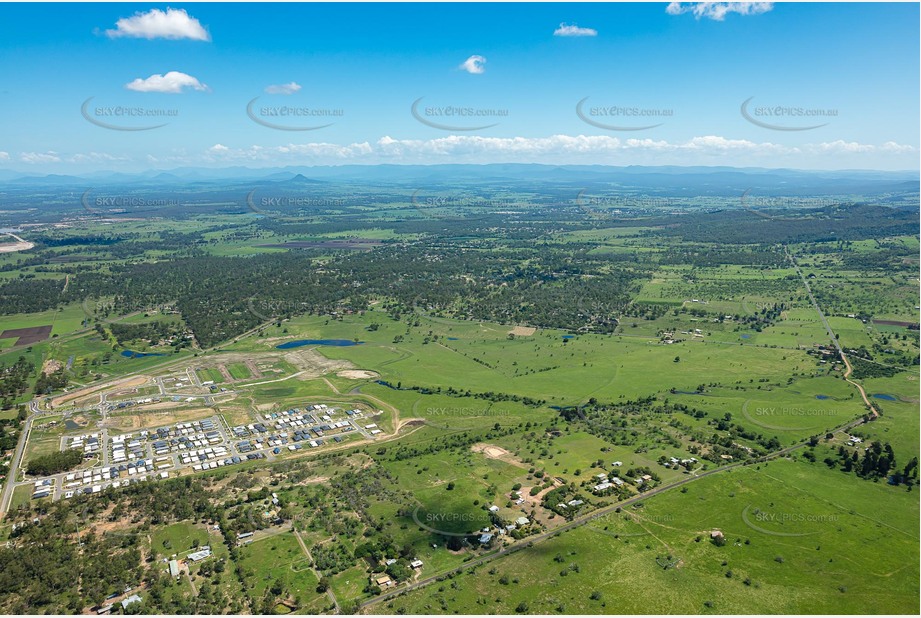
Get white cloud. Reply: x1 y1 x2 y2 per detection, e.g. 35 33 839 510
197 136 917 167
20 151 61 164
554 23 598 37
68 152 127 164
0 151 9 161
459 55 487 74
265 82 302 95
666 2 774 21
125 71 209 94
106 8 210 41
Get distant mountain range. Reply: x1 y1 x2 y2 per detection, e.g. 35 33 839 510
0 164 917 198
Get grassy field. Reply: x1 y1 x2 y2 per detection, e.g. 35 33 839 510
380 458 919 615
236 532 330 613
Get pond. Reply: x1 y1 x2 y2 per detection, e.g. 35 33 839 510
872 394 897 401
121 350 168 358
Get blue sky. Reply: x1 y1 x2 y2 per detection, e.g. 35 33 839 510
0 2 918 172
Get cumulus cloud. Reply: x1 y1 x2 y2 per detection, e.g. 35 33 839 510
125 71 209 93
198 135 916 164
9 136 914 171
666 2 773 21
198 135 917 168
20 151 61 164
265 82 302 95
0 151 9 161
67 152 127 164
459 55 487 74
105 8 210 41
554 23 598 37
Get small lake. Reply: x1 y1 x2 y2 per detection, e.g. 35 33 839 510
562 335 575 340
741 334 751 339
815 394 831 400
446 337 459 341
121 350 168 358
276 339 363 349
872 394 897 401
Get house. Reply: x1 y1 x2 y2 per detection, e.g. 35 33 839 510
488 505 499 512
374 574 393 588
410 559 423 569
515 516 529 527
612 461 622 467
188 547 212 562
385 558 397 566
168 560 180 579
121 595 142 610
710 530 724 541
478 533 493 544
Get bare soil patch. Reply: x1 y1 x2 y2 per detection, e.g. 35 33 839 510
52 375 149 407
508 325 537 337
42 359 63 375
1 325 52 346
337 369 379 380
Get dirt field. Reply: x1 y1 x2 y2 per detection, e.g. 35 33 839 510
0 325 53 346
508 326 537 336
244 359 263 378
105 407 216 430
0 233 34 253
282 348 354 378
52 375 150 407
337 370 379 379
472 442 512 459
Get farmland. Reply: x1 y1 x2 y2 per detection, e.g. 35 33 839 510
0 168 917 615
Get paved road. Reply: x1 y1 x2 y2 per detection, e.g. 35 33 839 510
0 414 35 519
